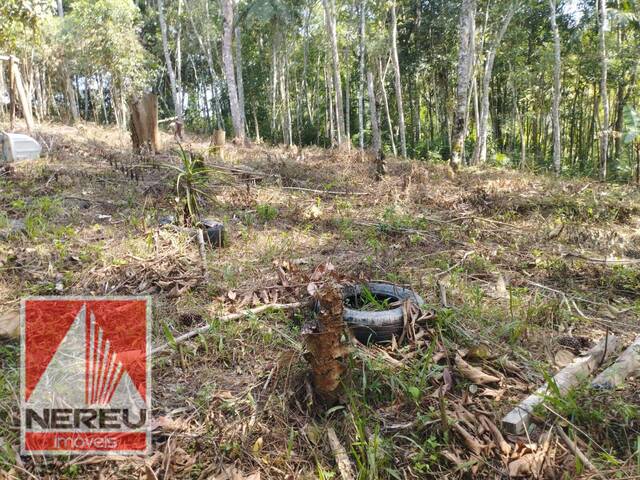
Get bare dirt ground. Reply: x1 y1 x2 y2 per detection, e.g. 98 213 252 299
1 122 639 479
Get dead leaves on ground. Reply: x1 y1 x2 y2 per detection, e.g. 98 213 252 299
445 401 558 478
220 260 344 312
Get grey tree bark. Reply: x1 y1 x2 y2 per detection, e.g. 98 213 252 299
598 0 609 180
235 25 247 135
450 0 476 169
358 0 366 150
344 54 351 145
378 56 396 156
278 32 293 146
158 0 183 135
176 0 183 125
367 71 381 158
185 0 223 129
322 0 346 147
471 3 515 165
549 0 562 175
56 0 79 123
271 38 278 135
389 0 406 157
221 0 244 140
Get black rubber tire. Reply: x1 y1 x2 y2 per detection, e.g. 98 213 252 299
342 282 424 344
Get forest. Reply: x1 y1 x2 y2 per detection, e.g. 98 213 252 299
1 0 640 479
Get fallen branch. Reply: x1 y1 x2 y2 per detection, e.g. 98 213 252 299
592 335 640 389
195 228 209 282
501 335 619 434
555 427 606 480
564 253 640 265
327 427 355 480
283 186 369 196
151 302 305 354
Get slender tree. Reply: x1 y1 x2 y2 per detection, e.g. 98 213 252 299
389 0 406 157
158 0 183 136
450 0 476 169
235 25 247 135
56 0 80 123
221 0 244 140
357 0 366 151
367 70 382 168
322 0 346 147
598 0 609 180
472 2 516 165
549 0 562 175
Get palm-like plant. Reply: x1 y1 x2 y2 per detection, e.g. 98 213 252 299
161 145 214 225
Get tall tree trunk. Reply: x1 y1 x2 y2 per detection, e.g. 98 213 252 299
271 38 278 136
450 0 476 169
185 1 223 129
322 0 346 147
379 57 396 156
389 0 407 157
221 0 244 140
549 0 562 175
358 0 366 150
235 25 247 135
344 63 350 145
253 107 261 142
278 32 293 146
598 0 609 180
176 0 183 123
302 7 313 122
367 71 382 163
158 0 183 136
472 3 516 165
0 63 6 119
57 0 79 124
325 62 335 145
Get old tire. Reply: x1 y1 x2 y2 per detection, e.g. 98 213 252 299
342 282 424 344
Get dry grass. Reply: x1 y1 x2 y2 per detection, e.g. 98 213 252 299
1 121 639 479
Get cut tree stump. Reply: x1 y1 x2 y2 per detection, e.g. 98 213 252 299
302 280 349 405
129 93 160 153
502 335 618 435
210 129 226 160
592 335 640 389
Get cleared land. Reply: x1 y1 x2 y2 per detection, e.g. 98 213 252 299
1 122 639 479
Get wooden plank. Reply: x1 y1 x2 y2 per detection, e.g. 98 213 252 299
9 57 34 131
592 335 640 389
501 335 618 435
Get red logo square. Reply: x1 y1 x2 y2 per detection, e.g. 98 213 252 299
20 297 151 455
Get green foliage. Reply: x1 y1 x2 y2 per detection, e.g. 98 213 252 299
256 203 278 222
60 0 150 95
0 0 50 51
162 147 212 224
623 106 640 145
346 285 392 312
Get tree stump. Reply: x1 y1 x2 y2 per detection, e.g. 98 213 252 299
210 128 226 160
129 93 160 154
302 280 349 405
